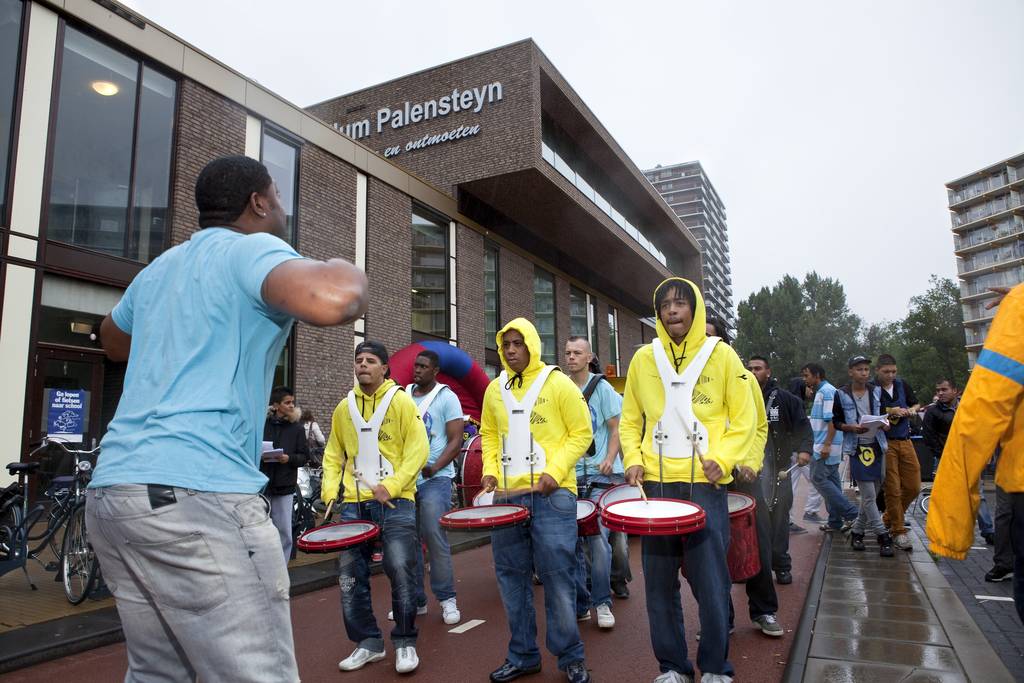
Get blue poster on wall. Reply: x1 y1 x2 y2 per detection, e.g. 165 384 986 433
47 389 86 443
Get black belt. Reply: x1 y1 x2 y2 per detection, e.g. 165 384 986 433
889 437 911 441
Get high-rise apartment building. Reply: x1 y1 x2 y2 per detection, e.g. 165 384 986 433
946 152 1024 365
644 162 735 327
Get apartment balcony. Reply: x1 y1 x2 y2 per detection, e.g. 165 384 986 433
948 171 1023 209
959 266 1024 301
951 195 1023 231
957 244 1024 278
954 222 1024 254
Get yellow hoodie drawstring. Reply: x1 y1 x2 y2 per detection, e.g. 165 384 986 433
670 340 688 372
504 373 524 391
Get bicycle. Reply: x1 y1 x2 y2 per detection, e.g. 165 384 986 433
0 437 101 604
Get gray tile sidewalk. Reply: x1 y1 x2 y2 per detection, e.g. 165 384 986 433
906 486 1024 681
791 490 1016 682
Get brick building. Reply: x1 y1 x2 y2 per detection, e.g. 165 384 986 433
0 1 700 480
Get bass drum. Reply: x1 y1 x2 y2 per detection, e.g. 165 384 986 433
457 434 483 507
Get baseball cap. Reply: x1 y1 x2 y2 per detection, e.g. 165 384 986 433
847 355 871 368
355 340 389 365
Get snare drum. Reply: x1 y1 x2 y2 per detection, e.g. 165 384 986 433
440 504 530 531
727 492 760 582
296 521 380 553
601 498 705 536
457 435 484 506
597 483 644 510
576 499 600 536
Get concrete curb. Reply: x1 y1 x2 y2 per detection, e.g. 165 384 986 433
0 531 491 674
780 533 831 683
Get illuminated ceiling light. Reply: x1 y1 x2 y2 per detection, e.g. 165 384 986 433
69 321 94 335
91 80 119 96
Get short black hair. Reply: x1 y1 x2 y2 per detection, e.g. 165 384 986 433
195 156 273 228
706 315 731 345
654 280 697 317
566 335 590 344
935 377 957 390
748 354 770 368
876 353 897 367
801 362 826 379
416 350 440 368
269 385 293 405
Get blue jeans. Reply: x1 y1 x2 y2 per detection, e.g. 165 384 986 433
338 498 419 650
491 489 584 671
977 480 994 535
811 458 858 529
414 476 456 604
641 482 733 678
575 474 615 612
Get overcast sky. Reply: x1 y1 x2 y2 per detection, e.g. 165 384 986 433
123 0 1024 325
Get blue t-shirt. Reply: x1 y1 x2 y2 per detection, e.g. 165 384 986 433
575 374 624 477
810 380 844 465
412 385 464 484
91 228 301 493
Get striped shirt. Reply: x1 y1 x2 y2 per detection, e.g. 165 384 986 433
810 380 844 465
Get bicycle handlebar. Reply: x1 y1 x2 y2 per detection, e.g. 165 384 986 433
28 436 101 458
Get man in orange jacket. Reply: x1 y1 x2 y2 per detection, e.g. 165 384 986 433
927 284 1024 623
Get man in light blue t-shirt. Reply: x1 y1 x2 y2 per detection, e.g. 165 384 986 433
87 156 367 683
801 362 858 533
565 337 625 629
406 350 465 626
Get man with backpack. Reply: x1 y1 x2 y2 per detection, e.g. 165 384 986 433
875 354 921 551
564 336 622 628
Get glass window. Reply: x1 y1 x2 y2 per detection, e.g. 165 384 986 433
570 286 588 339
411 207 448 338
261 129 299 243
0 0 23 224
47 27 175 263
484 243 499 349
608 308 619 375
533 269 556 364
589 295 599 357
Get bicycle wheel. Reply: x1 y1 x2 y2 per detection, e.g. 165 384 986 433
0 500 23 560
61 502 98 605
921 493 931 515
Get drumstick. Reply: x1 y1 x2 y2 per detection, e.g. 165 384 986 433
356 473 396 509
323 499 336 522
697 453 722 490
637 484 648 502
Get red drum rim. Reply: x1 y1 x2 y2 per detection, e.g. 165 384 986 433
440 504 530 530
601 498 706 535
597 483 644 510
727 491 756 518
296 521 380 553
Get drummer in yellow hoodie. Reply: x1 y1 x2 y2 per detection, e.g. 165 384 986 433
321 341 429 675
622 277 755 683
479 318 593 683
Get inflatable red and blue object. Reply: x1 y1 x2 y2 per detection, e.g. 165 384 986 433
388 341 491 422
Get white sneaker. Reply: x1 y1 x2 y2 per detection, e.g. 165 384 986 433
596 603 615 629
395 645 419 674
653 671 692 683
701 675 733 683
388 605 428 620
338 647 385 671
894 533 913 551
441 598 461 625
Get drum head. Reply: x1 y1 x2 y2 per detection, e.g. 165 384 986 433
440 504 530 530
597 484 644 509
607 499 701 519
576 499 597 520
296 521 379 553
728 492 755 516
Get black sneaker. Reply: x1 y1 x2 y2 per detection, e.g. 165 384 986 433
877 533 895 557
490 661 541 682
985 567 1013 583
565 661 590 683
850 533 865 551
611 582 630 599
774 570 792 585
789 522 808 535
983 533 995 546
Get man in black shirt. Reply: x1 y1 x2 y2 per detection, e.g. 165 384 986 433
747 356 814 584
922 379 958 473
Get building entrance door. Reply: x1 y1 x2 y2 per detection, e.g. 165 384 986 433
26 346 106 451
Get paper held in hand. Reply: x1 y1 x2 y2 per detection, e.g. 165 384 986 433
261 440 284 462
858 414 888 439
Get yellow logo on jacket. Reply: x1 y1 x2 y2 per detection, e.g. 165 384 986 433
857 445 875 467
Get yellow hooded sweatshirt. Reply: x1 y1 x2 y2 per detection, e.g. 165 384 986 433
621 277 756 484
737 376 769 473
321 378 429 505
480 318 593 494
927 283 1024 560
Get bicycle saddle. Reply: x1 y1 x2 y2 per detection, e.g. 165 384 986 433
6 462 41 475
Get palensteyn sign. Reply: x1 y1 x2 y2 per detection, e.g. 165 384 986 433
332 81 502 159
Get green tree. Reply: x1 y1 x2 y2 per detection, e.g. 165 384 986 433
735 272 861 384
866 276 968 398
